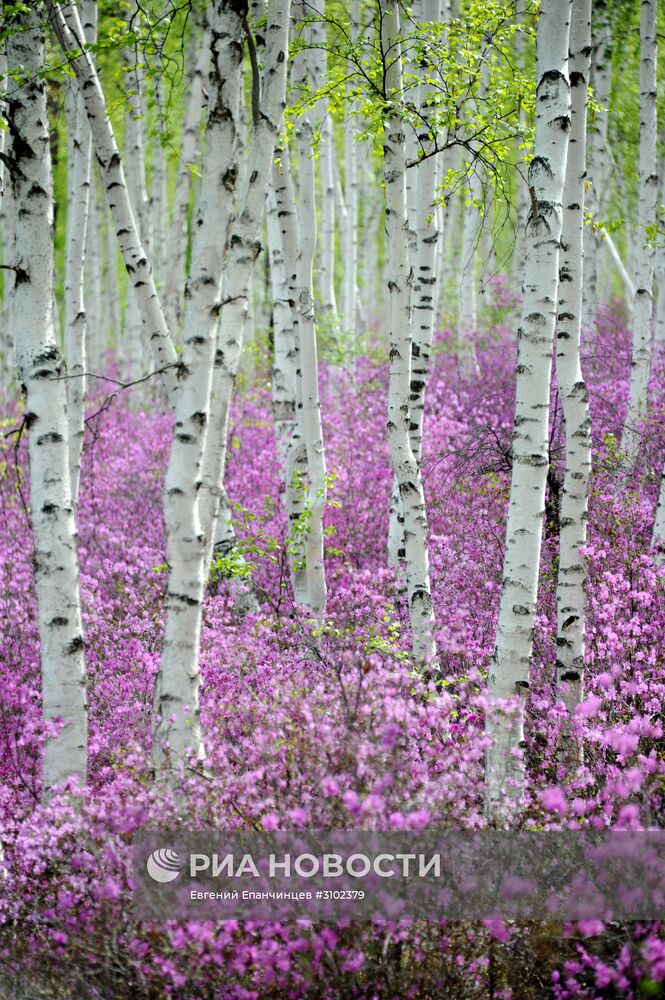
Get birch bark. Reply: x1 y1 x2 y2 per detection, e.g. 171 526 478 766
381 0 436 665
486 0 572 818
294 117 327 613
267 151 299 472
581 0 611 328
267 148 308 601
153 0 245 768
63 73 92 503
8 8 87 794
409 0 443 466
163 25 210 336
47 1 178 395
200 0 291 584
621 0 657 468
555 0 592 715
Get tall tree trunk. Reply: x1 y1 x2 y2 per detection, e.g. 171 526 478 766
64 0 97 503
267 149 308 602
409 0 443 466
200 0 291 584
47 1 178 396
307 2 339 335
381 0 436 666
486 0 572 820
621 0 657 467
555 0 592 716
581 0 611 328
340 0 360 347
0 51 16 383
163 22 210 336
294 118 328 613
267 151 299 473
7 7 87 794
153 0 246 769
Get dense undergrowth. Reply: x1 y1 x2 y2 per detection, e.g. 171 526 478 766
0 306 664 997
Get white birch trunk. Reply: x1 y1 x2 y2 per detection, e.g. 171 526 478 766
267 148 308 601
294 118 327 613
652 470 665 561
64 41 93 503
267 152 299 472
341 97 358 342
47 1 178 395
103 202 121 352
7 9 87 794
621 0 657 468
151 81 168 287
381 0 436 665
153 0 246 769
486 0 572 819
459 166 480 333
200 0 291 583
85 181 105 374
555 0 592 716
0 53 16 382
306 3 338 337
163 25 210 336
655 237 665 344
582 0 611 327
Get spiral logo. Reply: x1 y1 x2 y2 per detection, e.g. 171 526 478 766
146 847 183 883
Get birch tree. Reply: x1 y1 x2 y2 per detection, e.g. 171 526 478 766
47 1 178 395
486 0 572 819
409 0 445 466
293 116 327 613
63 0 96 505
267 148 309 603
581 0 611 327
153 0 246 768
162 22 210 336
555 0 592 715
621 0 658 467
7 6 87 794
267 151 299 472
200 0 291 580
381 0 436 665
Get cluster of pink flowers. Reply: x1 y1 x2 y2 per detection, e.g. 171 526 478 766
0 306 664 996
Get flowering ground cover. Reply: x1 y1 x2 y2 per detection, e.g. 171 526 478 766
0 308 664 998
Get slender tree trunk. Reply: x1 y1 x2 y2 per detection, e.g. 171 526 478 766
103 201 121 353
381 0 436 666
47 1 178 395
409 0 443 465
294 118 328 613
200 0 291 582
64 52 93 503
163 24 210 336
8 8 87 795
582 0 611 327
555 0 592 716
0 52 16 383
86 181 105 374
621 0 657 467
486 0 572 820
267 152 299 472
652 471 665 560
303 0 339 341
151 81 168 288
153 0 246 769
267 149 308 601
340 0 360 347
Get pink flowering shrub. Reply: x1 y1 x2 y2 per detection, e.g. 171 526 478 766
0 308 664 996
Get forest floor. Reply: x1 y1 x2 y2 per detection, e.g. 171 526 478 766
1 306 665 997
